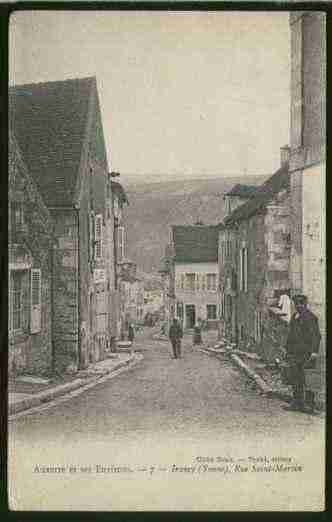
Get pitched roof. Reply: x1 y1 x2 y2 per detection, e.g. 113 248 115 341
172 225 218 263
9 77 95 207
225 184 258 198
224 165 289 226
9 130 54 235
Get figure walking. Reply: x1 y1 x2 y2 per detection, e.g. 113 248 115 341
284 294 321 412
128 323 135 344
169 318 183 359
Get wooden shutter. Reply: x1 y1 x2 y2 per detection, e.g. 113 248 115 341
244 247 248 292
118 226 125 261
31 269 41 333
95 214 103 259
239 248 244 291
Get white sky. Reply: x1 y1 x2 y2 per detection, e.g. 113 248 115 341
10 11 290 183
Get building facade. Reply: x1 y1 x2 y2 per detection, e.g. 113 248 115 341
10 77 117 372
289 12 326 402
118 259 144 337
9 133 56 376
219 152 291 360
171 225 219 330
158 247 176 330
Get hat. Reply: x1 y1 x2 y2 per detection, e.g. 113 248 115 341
292 294 308 305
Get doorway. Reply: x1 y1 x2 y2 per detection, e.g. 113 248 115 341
185 304 196 329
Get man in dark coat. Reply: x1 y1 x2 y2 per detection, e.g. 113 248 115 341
128 323 135 344
285 294 321 412
169 318 183 359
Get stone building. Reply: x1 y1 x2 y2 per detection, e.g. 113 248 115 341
111 181 130 338
219 150 291 359
10 77 117 372
118 259 144 337
171 225 219 330
9 132 56 376
158 245 176 330
289 12 326 402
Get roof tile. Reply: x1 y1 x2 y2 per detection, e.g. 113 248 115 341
10 77 94 207
173 225 218 263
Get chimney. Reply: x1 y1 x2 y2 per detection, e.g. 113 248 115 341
280 145 290 167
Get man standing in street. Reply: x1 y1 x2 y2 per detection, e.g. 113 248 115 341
169 318 183 359
285 294 321 412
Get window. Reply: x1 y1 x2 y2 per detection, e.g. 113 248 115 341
239 246 248 292
206 273 217 291
12 272 23 330
186 273 196 291
207 304 217 320
177 302 183 318
255 311 262 343
10 270 29 332
11 202 24 233
240 324 245 341
31 269 41 333
226 295 233 321
221 292 226 318
95 214 103 259
117 225 125 261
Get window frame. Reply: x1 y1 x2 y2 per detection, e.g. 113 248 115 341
206 304 217 320
239 246 248 292
94 213 103 260
206 273 217 291
10 269 29 334
185 272 196 292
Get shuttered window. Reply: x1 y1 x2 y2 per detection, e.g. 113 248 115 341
12 272 23 330
185 273 196 291
255 311 262 343
207 304 217 320
239 247 248 292
31 269 41 333
118 225 125 261
207 273 217 291
95 214 103 259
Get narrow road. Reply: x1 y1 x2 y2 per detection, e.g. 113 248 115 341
10 327 323 444
9 328 325 511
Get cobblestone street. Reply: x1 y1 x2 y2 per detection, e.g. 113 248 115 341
9 327 325 511
10 328 323 445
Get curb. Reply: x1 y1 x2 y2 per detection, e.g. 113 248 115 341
9 355 139 416
230 353 273 395
200 346 290 401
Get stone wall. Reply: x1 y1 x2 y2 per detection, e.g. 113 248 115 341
9 135 54 377
236 213 266 346
302 13 326 151
51 209 79 373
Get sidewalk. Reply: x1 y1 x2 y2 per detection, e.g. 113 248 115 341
198 337 294 403
9 352 142 416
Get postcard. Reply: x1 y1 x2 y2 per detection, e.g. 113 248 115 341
8 9 326 511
